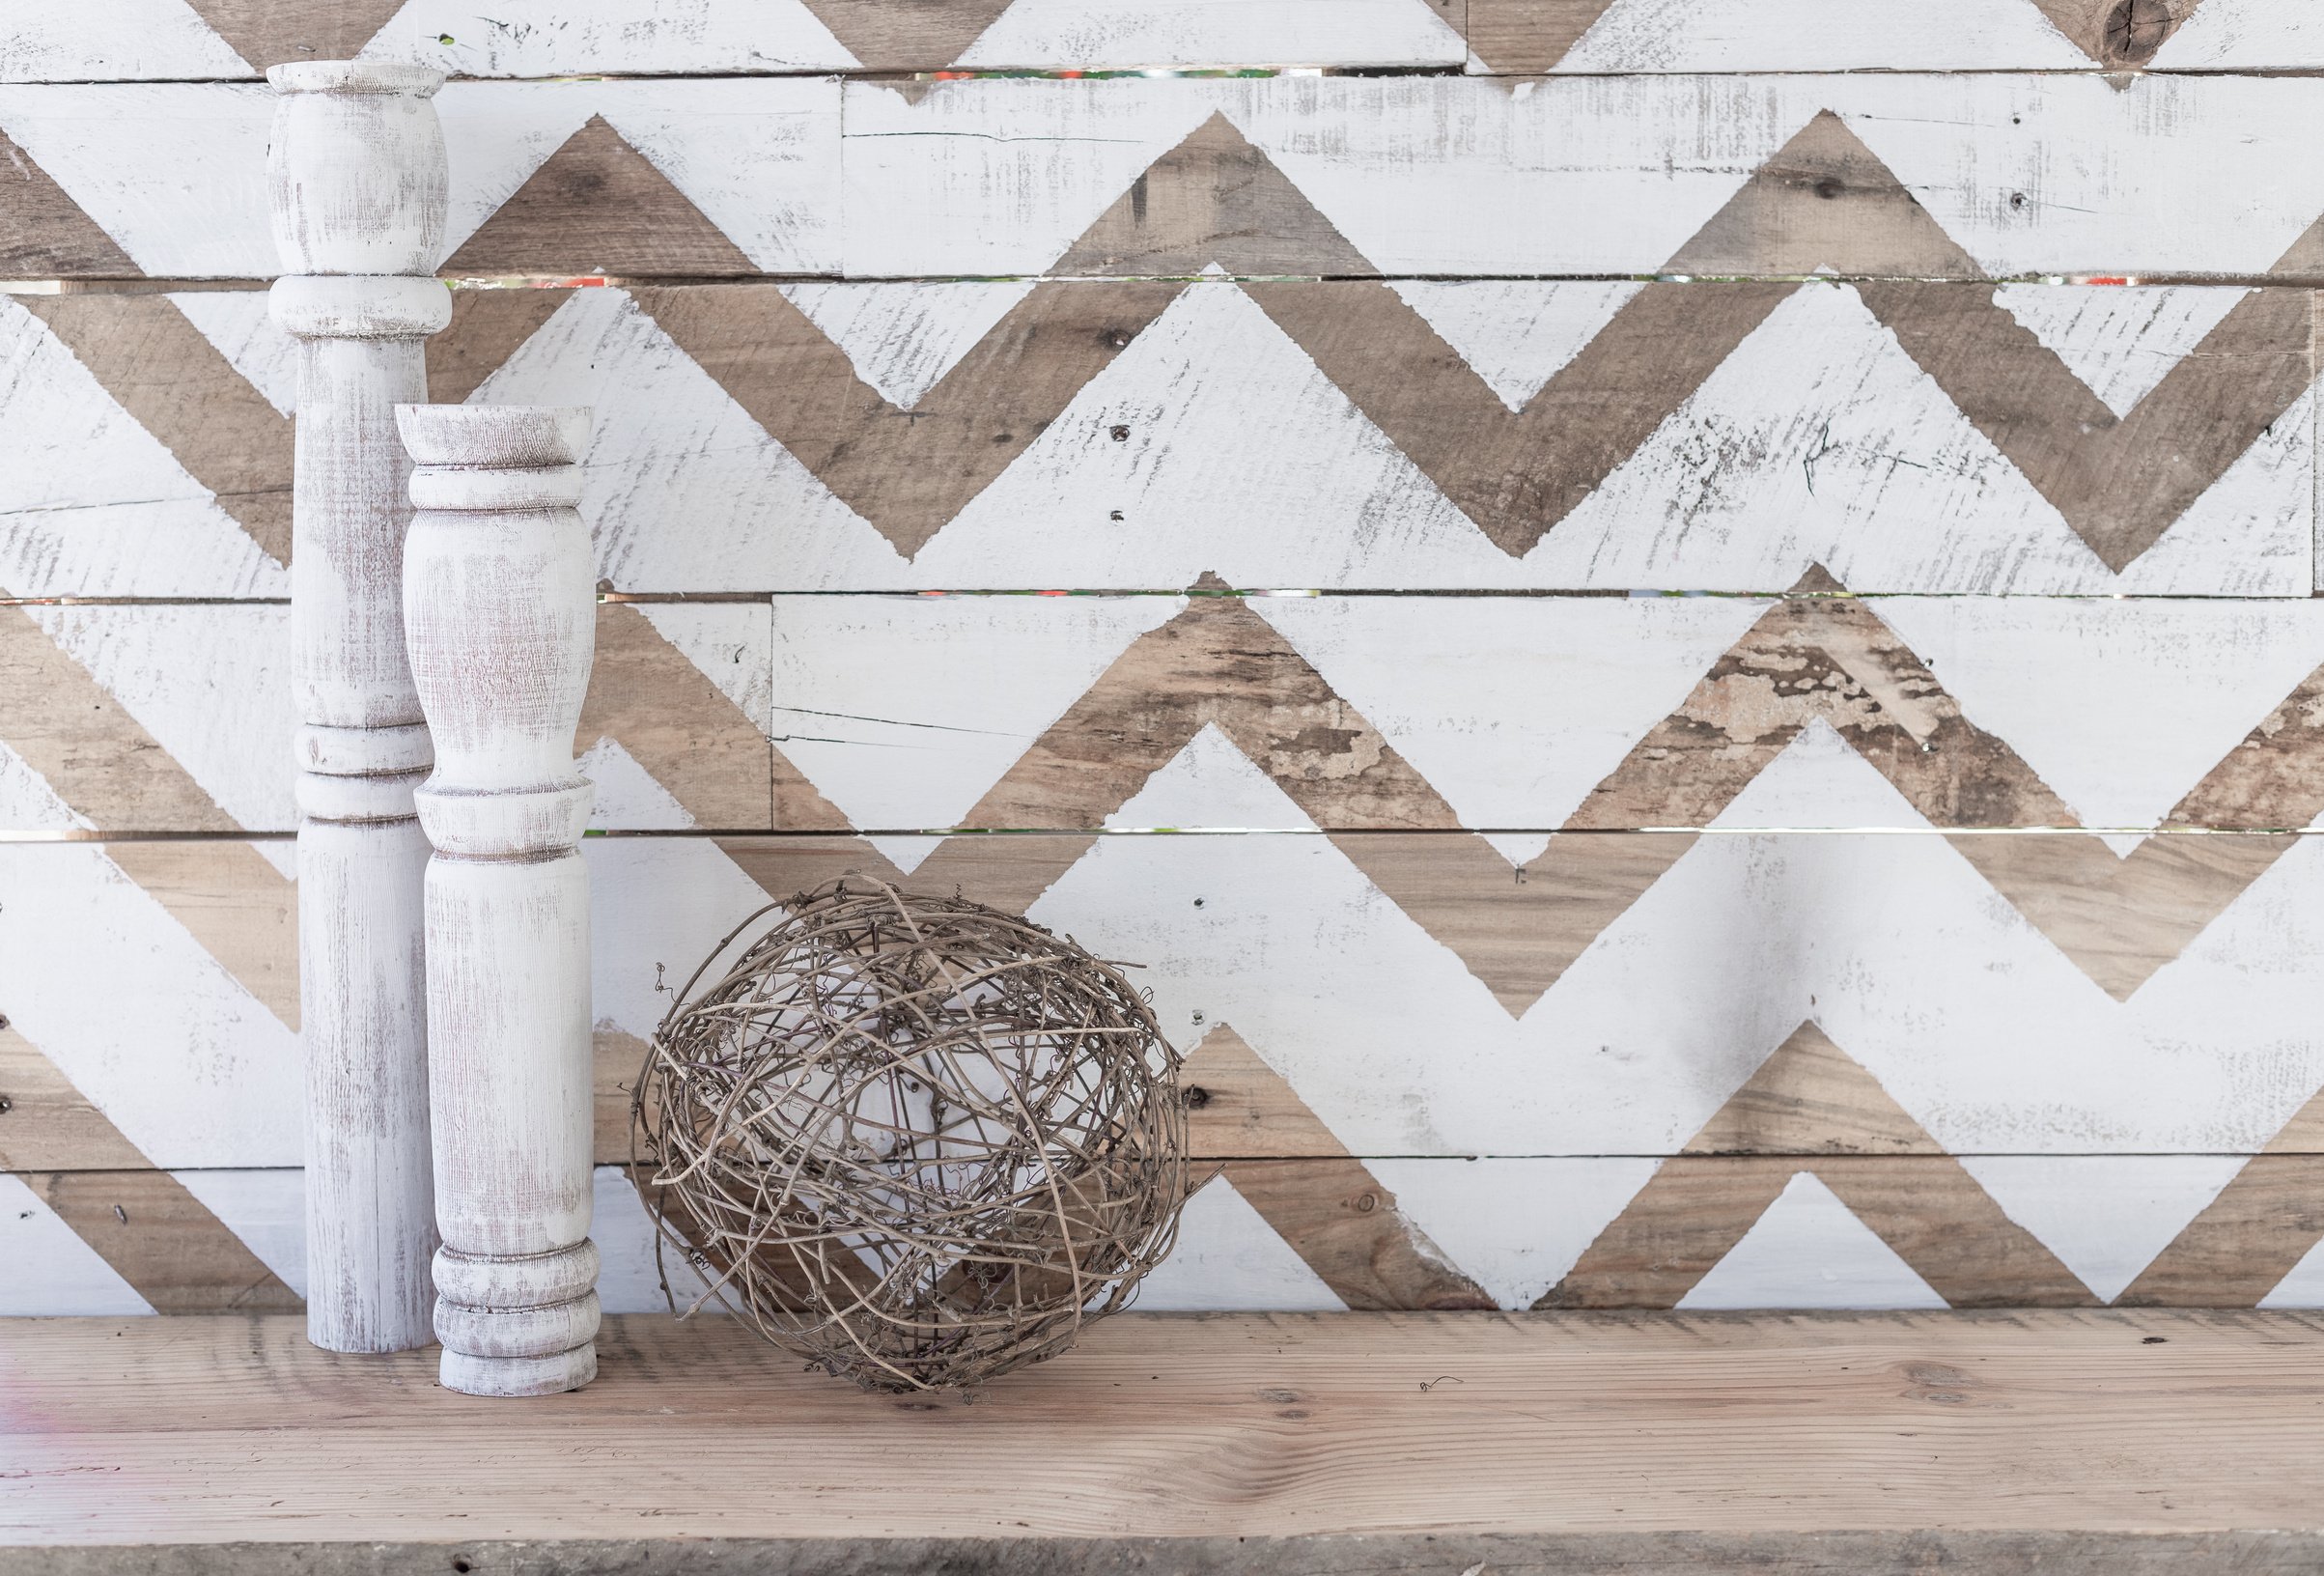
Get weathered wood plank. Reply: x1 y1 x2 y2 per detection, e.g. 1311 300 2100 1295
9 1532 2324 1576
0 602 773 832
14 1145 2319 1314
839 75 2324 281
19 594 2324 839
11 77 2324 280
1457 0 2324 75
0 0 1470 80
1459 0 2206 73
7 282 2310 597
17 1170 301 1314
8 1311 2324 1543
0 79 840 280
14 831 2324 1168
15 0 2324 82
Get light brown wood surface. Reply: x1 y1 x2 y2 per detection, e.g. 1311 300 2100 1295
4 1310 2323 1544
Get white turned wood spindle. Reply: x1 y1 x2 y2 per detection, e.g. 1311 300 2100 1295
399 406 600 1398
266 62 453 1355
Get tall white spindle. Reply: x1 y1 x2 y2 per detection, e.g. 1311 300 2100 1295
398 404 600 1397
267 62 452 1354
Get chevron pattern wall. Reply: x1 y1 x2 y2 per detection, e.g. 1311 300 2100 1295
9 6 2324 1319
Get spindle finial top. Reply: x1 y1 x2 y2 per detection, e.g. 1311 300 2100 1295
396 406 592 470
266 62 444 97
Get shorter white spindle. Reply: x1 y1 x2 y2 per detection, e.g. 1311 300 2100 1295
397 404 599 1398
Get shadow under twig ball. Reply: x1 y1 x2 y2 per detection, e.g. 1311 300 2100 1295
631 878 1189 1392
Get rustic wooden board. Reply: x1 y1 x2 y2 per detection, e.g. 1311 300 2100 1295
7 283 2311 597
10 1536 2324 1576
839 75 2324 281
8 0 2322 80
0 0 1469 80
14 77 2324 280
14 832 2324 1166
14 846 2324 1314
13 1143 2321 1315
0 78 841 280
0 601 775 832
1458 0 2311 73
8 1311 2324 1544
16 594 2324 837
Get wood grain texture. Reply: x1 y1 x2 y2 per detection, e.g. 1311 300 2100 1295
9 1533 2324 1576
20 292 293 565
0 1027 146 1172
2 0 1470 79
2117 1153 2324 1306
441 117 756 280
839 74 2324 281
267 63 452 1359
182 0 411 71
26 1170 301 1314
1460 0 2209 71
400 404 601 1395
20 592 2324 1017
22 830 2324 1167
1547 1027 2090 1309
8 1311 2324 1541
42 592 2324 838
14 278 2308 597
19 76 2324 280
0 128 138 276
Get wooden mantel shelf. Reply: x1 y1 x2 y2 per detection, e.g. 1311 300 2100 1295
5 1310 2324 1573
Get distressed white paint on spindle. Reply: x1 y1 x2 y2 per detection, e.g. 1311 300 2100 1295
399 403 599 1398
266 61 451 1357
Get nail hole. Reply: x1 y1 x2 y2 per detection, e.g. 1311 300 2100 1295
1184 1085 1211 1110
1109 425 1131 441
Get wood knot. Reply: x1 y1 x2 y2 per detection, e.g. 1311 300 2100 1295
2105 0 2173 63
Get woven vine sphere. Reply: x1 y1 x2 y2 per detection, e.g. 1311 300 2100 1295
632 878 1188 1392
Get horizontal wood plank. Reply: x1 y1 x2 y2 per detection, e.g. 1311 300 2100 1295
11 78 2324 280
9 281 2305 600
6 1311 2324 1545
15 1144 2322 1314
838 75 2324 281
1458 0 2310 73
7 1534 2324 1576
10 0 2324 80
13 832 2324 1167
0 0 1468 80
7 281 2309 598
16 594 2324 838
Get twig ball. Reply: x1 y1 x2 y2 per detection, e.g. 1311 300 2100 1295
631 878 1188 1392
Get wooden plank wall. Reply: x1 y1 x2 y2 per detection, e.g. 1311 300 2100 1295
8 0 2324 1319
